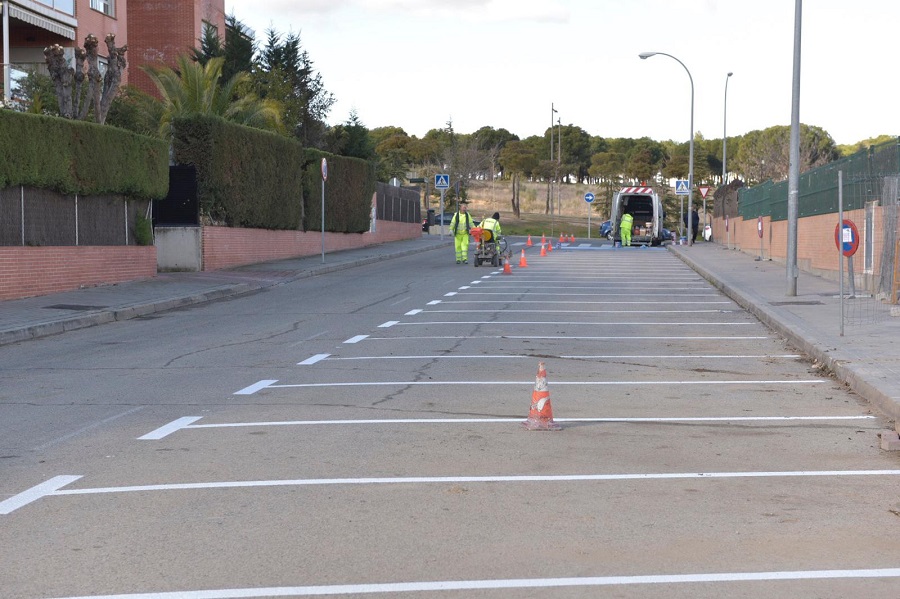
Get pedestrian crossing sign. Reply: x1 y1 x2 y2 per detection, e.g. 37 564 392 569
675 179 690 195
435 174 450 189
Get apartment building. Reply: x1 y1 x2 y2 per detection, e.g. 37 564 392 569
1 0 224 105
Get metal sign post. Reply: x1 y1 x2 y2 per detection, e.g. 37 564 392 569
435 174 450 240
584 192 594 239
321 158 327 263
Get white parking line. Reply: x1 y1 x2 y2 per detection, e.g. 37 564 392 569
5 470 898 515
263 379 824 389
427 300 442 305
378 321 399 328
363 335 770 341
138 417 203 440
233 380 278 395
393 321 754 326
343 335 368 344
422 309 735 314
316 354 801 361
297 354 330 365
47 569 899 598
138 415 875 439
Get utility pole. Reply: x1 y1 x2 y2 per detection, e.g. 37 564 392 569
787 0 802 295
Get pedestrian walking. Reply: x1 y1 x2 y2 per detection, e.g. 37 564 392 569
449 200 473 264
620 211 634 246
683 208 700 245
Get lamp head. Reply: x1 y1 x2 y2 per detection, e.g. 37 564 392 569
727 71 733 77
638 52 656 60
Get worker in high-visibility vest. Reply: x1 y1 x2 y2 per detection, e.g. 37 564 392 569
480 212 502 243
449 200 473 264
620 211 634 246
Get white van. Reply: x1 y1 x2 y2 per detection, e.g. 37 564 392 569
610 186 665 247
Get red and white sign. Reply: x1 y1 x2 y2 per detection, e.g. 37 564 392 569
620 187 653 194
757 216 764 238
698 186 710 199
321 158 328 182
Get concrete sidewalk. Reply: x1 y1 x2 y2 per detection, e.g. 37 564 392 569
2 234 898 424
670 242 900 422
0 235 450 347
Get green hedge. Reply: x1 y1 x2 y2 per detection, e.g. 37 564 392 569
0 110 168 199
303 148 376 233
172 114 305 229
172 115 376 232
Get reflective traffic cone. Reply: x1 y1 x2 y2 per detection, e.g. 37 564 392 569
519 249 528 268
503 259 512 275
569 234 575 243
547 241 553 252
523 361 561 431
540 243 547 257
541 234 546 245
526 235 533 247
559 233 564 243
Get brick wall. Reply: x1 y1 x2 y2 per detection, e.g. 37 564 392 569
201 221 421 271
711 205 890 283
127 0 226 97
0 246 156 301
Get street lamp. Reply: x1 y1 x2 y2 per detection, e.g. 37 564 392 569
639 51 694 244
723 72 733 185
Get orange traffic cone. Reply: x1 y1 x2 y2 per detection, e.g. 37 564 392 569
540 243 547 257
523 361 561 431
503 259 512 275
570 234 575 243
519 249 528 267
547 241 553 252
526 235 533 247
559 233 564 243
541 234 546 245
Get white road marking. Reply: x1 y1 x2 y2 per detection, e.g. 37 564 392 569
440 300 732 305
233 380 278 395
404 309 423 316
470 280 482 284
297 354 330 365
343 335 368 344
265 379 824 389
444 292 458 296
138 417 203 440
378 321 399 328
364 335 770 341
7 470 898 516
322 354 801 361
427 300 442 305
423 309 734 314
149 415 875 435
394 321 754 326
458 286 471 290
0 475 82 515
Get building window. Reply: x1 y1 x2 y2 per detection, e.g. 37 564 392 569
90 0 115 17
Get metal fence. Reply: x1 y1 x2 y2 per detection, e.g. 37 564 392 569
375 182 421 224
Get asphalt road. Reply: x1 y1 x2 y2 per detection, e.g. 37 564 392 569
2 240 899 599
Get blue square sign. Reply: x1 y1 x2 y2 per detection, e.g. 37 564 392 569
435 174 450 189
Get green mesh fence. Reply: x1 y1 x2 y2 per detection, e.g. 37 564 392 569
739 139 900 220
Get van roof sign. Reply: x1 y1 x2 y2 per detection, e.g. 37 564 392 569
619 187 654 194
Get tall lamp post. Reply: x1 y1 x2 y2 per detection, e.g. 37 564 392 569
640 51 694 244
557 116 561 216
722 72 733 185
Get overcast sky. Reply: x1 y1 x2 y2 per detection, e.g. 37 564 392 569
225 0 899 147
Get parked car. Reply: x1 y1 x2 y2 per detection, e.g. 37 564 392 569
599 220 613 240
661 228 676 243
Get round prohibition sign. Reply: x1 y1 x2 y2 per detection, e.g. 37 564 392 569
757 216 763 239
321 157 328 182
834 219 859 257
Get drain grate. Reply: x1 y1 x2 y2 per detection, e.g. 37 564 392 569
769 301 824 306
43 304 109 311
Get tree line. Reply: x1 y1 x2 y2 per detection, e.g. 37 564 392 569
11 13 893 217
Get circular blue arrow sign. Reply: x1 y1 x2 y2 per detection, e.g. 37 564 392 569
584 192 595 203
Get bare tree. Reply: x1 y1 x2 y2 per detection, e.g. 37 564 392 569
44 34 127 124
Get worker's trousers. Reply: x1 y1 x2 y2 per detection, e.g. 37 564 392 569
621 228 632 246
454 234 469 262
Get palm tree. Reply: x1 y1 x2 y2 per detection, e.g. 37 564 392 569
142 55 281 137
